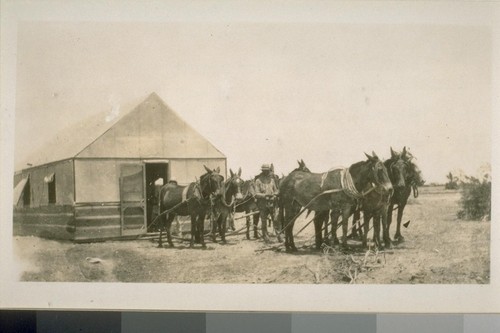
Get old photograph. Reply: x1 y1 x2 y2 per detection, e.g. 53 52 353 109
1 1 499 312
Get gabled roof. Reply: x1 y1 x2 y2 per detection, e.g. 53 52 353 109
16 93 225 170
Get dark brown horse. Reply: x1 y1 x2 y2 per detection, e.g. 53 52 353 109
280 153 393 252
236 179 260 240
157 165 224 248
385 147 424 242
210 168 244 243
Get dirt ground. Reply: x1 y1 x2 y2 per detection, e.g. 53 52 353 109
13 186 490 284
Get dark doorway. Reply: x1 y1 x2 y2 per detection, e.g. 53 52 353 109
23 178 31 207
145 163 168 228
48 175 56 204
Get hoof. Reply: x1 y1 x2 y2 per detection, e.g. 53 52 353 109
157 244 163 249
201 243 207 249
395 235 405 243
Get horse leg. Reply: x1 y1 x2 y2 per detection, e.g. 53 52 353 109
314 211 327 250
362 212 370 248
351 209 360 239
253 212 260 239
245 210 251 240
272 207 283 243
283 203 297 252
211 211 218 243
395 204 405 242
288 203 300 252
372 214 382 249
329 210 340 245
189 214 196 248
220 210 227 244
323 212 330 245
158 212 165 248
340 204 351 248
228 210 235 231
158 229 164 248
381 208 392 249
387 203 394 235
165 214 175 248
199 212 207 248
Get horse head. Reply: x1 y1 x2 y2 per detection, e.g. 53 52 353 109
201 165 225 198
227 168 244 201
387 146 410 189
363 151 393 193
398 147 425 187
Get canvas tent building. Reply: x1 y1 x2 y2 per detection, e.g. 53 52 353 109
13 93 227 241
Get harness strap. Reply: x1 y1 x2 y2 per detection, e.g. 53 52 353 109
341 168 365 200
182 186 189 202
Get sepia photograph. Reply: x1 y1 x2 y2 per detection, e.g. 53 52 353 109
1 1 499 312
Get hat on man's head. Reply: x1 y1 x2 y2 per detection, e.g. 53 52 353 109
261 164 271 171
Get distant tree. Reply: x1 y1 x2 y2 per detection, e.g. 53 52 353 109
445 172 458 190
457 175 491 221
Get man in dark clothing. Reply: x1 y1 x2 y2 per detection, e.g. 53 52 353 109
254 164 279 242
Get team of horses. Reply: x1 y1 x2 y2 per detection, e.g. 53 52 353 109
155 147 424 252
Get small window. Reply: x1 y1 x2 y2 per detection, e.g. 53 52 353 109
45 173 56 204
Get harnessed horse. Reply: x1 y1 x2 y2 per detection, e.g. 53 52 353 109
157 166 224 248
210 168 244 243
385 147 424 243
280 153 393 252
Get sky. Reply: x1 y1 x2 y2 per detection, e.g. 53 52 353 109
9 3 496 184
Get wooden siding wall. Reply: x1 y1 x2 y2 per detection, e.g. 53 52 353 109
13 205 75 240
73 203 122 241
14 160 75 207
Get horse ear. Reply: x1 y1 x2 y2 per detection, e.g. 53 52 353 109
271 163 274 172
401 146 407 159
301 159 305 166
238 167 242 177
390 147 397 158
203 165 212 173
215 166 220 173
364 152 373 161
230 169 234 177
372 151 379 160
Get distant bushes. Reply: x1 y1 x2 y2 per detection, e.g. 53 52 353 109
457 176 491 221
445 172 459 190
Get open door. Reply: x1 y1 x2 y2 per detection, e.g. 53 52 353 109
119 164 146 236
145 162 169 228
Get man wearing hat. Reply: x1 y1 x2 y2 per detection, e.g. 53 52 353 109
254 163 279 242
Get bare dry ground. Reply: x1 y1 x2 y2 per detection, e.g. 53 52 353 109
13 186 490 284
